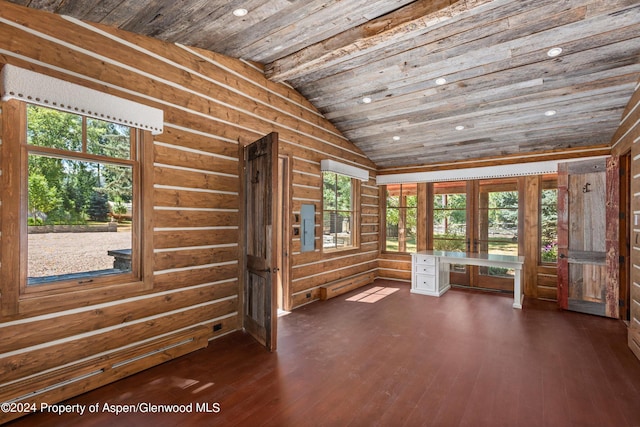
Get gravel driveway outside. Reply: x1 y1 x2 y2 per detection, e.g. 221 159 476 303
28 230 132 278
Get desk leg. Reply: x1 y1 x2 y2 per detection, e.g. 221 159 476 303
513 268 523 309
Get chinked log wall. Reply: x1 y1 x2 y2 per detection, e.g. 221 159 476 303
612 77 640 360
0 2 377 422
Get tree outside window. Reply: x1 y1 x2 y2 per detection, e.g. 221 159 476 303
322 172 355 250
26 104 136 285
540 182 558 263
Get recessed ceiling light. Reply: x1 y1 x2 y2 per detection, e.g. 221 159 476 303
547 47 563 57
544 110 557 116
393 136 401 141
233 8 248 17
435 77 447 85
362 97 372 104
455 125 465 131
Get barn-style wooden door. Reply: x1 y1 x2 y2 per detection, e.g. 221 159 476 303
557 158 618 318
243 133 278 351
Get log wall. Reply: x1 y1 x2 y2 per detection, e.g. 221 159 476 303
0 2 377 422
612 77 640 360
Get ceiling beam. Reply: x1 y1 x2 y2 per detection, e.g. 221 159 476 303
264 0 496 83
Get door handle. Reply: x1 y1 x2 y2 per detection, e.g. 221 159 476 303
262 267 280 273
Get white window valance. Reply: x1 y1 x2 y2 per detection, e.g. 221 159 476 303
0 65 163 134
321 159 369 181
376 160 571 185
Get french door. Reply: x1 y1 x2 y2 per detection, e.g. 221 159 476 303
432 178 522 292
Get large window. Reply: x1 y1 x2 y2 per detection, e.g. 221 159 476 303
322 172 357 250
385 183 417 252
25 104 139 288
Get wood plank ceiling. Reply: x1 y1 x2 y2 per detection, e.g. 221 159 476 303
7 0 640 168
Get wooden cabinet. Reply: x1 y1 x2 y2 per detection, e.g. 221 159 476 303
411 252 450 297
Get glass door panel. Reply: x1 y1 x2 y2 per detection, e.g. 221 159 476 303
475 179 519 291
433 182 469 285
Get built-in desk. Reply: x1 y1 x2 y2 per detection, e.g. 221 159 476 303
411 250 525 309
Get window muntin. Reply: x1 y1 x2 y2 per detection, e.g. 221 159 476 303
322 172 355 250
385 183 417 253
25 104 137 288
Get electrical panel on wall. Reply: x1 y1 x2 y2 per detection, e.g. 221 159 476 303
301 204 315 252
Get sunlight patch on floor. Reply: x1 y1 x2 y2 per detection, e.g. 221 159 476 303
345 287 400 303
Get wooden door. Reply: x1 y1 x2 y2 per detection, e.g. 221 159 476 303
557 158 616 317
243 133 278 351
473 179 521 291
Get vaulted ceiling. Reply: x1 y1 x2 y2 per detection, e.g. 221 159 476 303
8 0 640 168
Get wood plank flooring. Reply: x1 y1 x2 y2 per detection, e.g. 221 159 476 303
7 279 640 426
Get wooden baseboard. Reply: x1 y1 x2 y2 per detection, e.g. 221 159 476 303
319 272 376 300
0 326 209 424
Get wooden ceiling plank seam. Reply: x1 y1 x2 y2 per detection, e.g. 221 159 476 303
236 0 419 64
363 107 627 152
346 89 632 143
302 6 640 105
325 24 640 121
333 51 638 136
266 0 503 83
93 0 152 27
342 86 635 140
300 2 639 101
55 0 105 19
123 0 226 40
200 0 354 57
283 0 563 87
155 0 282 48
348 74 639 132
188 0 295 53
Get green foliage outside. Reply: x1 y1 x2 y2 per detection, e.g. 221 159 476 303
386 187 418 252
26 105 132 226
540 189 558 262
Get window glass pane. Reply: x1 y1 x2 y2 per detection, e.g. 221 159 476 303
478 189 518 278
322 172 353 250
323 173 337 210
541 188 558 263
87 118 131 159
336 174 352 210
27 156 133 285
433 192 467 252
484 191 519 255
27 105 82 151
385 184 417 253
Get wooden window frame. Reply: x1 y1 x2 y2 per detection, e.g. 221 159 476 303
0 100 154 318
321 172 360 252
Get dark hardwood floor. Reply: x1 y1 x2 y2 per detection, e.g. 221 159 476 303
7 279 640 427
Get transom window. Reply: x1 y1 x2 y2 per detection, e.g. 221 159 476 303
322 172 357 250
25 104 138 287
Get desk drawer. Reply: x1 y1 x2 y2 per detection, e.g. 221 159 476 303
415 264 436 275
415 274 436 292
414 255 436 266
